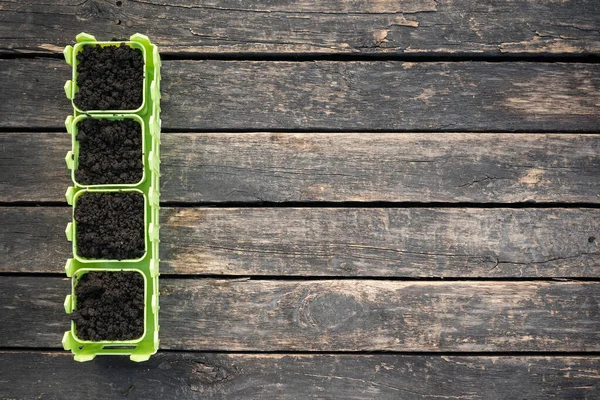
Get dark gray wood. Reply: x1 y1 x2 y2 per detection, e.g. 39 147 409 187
0 207 71 274
161 132 600 203
0 60 69 129
161 207 600 277
0 351 598 399
0 0 598 56
162 279 600 351
2 132 600 203
2 277 598 351
1 59 599 131
0 133 71 202
3 207 599 277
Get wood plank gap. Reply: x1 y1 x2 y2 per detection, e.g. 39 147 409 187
4 51 600 63
3 127 600 134
3 348 600 357
159 202 600 209
2 271 600 282
2 202 600 208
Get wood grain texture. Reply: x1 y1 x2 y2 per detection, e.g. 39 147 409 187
161 132 600 203
3 207 598 278
161 208 600 277
1 59 599 131
0 352 598 400
0 207 71 274
2 132 600 203
0 133 71 202
0 0 598 56
2 277 598 351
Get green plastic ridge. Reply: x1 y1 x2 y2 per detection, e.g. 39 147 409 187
62 33 161 362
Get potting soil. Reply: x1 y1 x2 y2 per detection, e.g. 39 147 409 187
75 118 143 185
74 271 145 341
75 192 145 260
74 44 144 110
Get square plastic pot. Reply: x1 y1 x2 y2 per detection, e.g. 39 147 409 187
63 267 159 362
63 33 158 115
64 114 146 188
65 188 148 263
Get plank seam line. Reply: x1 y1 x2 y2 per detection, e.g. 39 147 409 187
2 272 600 282
1 202 599 209
2 127 600 134
2 52 600 63
2 347 600 357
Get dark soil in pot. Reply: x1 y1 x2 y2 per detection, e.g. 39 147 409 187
75 118 143 185
74 44 144 110
74 271 144 341
75 192 145 260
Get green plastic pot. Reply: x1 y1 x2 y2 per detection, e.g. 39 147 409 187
65 114 147 189
63 33 157 115
65 188 149 263
63 266 153 361
62 268 159 362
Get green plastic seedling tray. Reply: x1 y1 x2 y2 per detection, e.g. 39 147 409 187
63 33 157 115
65 114 147 188
62 267 159 362
62 33 161 362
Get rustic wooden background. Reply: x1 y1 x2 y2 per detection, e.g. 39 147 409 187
0 1 599 398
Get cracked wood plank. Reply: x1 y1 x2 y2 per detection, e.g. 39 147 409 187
0 352 598 399
1 59 599 131
1 133 599 203
2 207 598 277
0 0 598 56
1 277 599 351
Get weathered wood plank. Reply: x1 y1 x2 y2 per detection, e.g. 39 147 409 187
162 208 600 277
0 207 71 274
1 352 598 400
0 133 71 202
162 132 600 203
1 59 599 131
2 207 598 277
2 133 599 203
2 277 598 351
0 0 598 56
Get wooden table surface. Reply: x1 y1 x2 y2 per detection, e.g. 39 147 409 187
1 1 599 399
